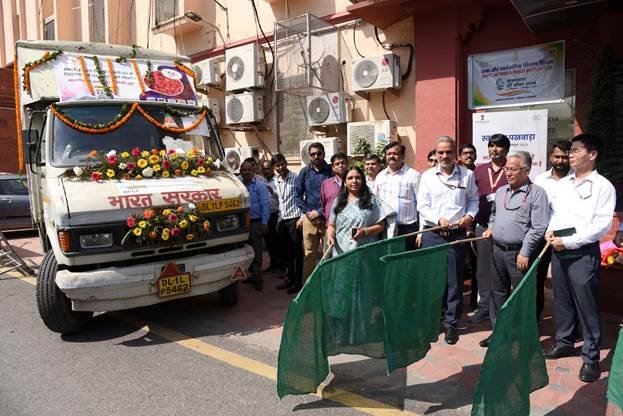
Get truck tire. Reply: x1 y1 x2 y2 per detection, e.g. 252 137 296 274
218 281 239 306
36 251 93 334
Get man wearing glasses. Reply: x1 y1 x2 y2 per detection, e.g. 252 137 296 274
479 151 549 347
294 142 333 281
543 134 616 383
470 134 510 324
458 143 477 171
417 136 479 345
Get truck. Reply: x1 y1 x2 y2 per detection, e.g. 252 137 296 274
15 40 254 334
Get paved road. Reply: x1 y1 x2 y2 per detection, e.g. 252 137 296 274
1 233 467 416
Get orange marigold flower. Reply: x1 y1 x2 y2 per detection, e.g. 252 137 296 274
177 206 184 213
151 148 159 155
89 150 98 157
175 169 182 176
186 234 194 241
143 209 154 219
149 231 157 239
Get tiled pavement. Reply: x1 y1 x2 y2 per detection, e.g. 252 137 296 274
3 230 622 415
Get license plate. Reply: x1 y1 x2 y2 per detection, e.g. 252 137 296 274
157 273 191 298
197 197 242 213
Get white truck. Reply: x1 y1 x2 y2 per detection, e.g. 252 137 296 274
16 40 254 334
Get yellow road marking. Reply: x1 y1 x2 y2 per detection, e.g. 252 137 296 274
8 271 420 416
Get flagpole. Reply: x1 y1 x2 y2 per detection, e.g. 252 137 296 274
537 241 551 259
449 236 489 246
401 224 450 238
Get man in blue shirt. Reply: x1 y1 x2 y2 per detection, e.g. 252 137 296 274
294 142 333 280
240 160 270 291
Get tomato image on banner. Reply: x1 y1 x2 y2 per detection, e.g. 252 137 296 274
140 65 196 103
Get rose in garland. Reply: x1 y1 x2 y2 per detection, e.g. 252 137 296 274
122 205 212 246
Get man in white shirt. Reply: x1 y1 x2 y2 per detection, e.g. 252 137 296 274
417 136 479 345
364 153 382 192
543 134 616 384
533 139 573 322
374 142 420 249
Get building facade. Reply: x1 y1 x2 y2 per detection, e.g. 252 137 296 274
1 0 621 175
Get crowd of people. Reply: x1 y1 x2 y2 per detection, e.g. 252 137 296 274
238 132 621 384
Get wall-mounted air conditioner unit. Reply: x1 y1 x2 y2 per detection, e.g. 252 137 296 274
193 58 221 87
352 53 401 92
223 148 242 173
222 146 260 173
225 43 265 92
347 120 397 155
197 97 221 124
305 93 351 127
225 91 264 125
299 137 340 165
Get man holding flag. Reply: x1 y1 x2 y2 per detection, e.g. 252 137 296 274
417 136 479 345
480 151 549 347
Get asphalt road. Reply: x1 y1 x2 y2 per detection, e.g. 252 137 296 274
0 232 470 416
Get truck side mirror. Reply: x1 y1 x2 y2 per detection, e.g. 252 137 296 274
22 129 38 165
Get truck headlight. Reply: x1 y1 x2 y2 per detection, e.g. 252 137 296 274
216 215 239 232
79 233 113 249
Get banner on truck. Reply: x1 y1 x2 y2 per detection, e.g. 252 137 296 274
472 109 548 178
53 53 197 104
468 41 565 109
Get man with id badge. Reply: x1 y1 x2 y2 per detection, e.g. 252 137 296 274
470 134 510 323
479 151 549 348
543 134 616 383
417 136 479 345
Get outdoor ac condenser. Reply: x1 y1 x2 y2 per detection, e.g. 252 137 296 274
352 53 401 92
346 120 397 155
305 92 351 127
225 91 264 125
299 137 340 165
193 58 221 87
225 43 265 92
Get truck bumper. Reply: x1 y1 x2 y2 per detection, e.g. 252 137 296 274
55 245 254 312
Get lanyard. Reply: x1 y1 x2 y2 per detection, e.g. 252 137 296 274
503 184 531 211
436 165 465 189
488 164 504 190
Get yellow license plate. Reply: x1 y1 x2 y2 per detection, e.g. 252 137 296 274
197 197 242 213
157 273 191 298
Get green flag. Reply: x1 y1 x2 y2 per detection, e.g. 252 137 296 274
277 236 407 398
471 258 549 416
607 327 623 411
381 243 449 373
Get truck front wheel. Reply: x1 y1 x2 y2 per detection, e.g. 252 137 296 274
36 251 93 334
218 281 239 306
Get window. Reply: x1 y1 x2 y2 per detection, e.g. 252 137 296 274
154 0 178 26
90 0 106 43
0 179 29 196
44 18 55 40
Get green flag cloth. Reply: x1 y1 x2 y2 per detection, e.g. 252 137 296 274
277 236 407 398
277 237 453 398
381 243 449 373
607 327 623 411
471 258 549 416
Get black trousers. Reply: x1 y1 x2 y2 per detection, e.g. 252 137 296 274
264 212 283 269
535 238 552 321
248 221 264 282
397 222 419 251
277 218 304 288
422 229 466 329
551 242 601 364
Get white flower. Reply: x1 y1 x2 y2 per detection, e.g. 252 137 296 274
188 203 196 210
175 148 185 155
73 166 84 176
142 167 154 178
106 150 117 157
118 162 127 169
213 159 221 169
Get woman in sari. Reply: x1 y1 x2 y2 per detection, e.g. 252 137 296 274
326 166 396 256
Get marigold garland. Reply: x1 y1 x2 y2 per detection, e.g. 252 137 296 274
14 54 24 173
78 56 95 96
131 59 145 93
51 102 208 135
135 105 208 134
174 61 195 78
107 59 118 95
51 103 137 134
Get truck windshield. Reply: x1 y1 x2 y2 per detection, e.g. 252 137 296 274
52 104 222 167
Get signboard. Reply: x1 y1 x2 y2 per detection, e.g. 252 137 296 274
472 109 548 178
53 53 197 104
468 41 565 109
